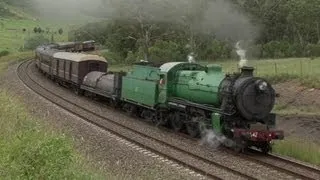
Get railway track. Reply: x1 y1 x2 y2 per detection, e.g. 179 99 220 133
242 149 320 180
17 59 320 180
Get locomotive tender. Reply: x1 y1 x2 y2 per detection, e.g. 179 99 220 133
35 43 284 153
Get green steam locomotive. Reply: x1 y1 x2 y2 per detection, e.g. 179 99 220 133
35 45 284 153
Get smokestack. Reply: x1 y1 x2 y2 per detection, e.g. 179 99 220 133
240 66 254 76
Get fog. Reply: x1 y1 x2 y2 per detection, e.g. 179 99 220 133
31 0 103 21
32 0 259 41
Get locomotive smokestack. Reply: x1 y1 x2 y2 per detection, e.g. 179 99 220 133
240 66 254 76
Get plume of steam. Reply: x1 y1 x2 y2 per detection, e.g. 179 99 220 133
235 41 248 68
187 52 196 63
200 128 235 149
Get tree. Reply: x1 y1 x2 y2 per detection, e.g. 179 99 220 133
58 28 63 35
105 0 184 61
33 27 38 33
37 27 42 33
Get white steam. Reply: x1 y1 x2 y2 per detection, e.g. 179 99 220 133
235 41 249 68
200 129 235 149
187 52 196 63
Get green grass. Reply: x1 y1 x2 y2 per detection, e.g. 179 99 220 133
0 52 111 179
0 89 109 179
273 104 320 116
273 138 320 166
0 51 33 72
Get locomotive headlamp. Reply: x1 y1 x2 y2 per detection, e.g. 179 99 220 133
256 80 268 91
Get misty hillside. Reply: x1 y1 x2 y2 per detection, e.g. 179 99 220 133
0 0 34 19
0 0 101 23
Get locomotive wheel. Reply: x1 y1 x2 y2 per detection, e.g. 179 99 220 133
186 120 200 138
261 143 272 154
233 138 245 153
169 112 184 132
152 111 163 126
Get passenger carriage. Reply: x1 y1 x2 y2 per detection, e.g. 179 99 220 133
36 51 108 93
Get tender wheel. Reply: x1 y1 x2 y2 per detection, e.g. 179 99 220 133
123 104 137 117
73 87 82 96
169 112 184 132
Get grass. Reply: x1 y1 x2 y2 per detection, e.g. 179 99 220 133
0 89 109 179
0 51 34 72
0 51 110 179
273 104 320 116
273 138 320 166
0 18 69 52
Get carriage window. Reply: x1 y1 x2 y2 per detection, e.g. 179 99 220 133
88 62 100 72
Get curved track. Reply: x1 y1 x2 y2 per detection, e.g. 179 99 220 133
17 60 320 180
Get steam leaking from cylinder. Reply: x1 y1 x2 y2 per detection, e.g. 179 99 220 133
200 129 235 149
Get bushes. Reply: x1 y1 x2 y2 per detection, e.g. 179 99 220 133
305 43 320 57
149 40 186 62
0 50 9 57
101 50 124 64
24 35 50 50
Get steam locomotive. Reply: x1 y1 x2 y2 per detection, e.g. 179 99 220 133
34 42 284 153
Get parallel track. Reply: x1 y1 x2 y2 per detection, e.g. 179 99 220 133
242 149 320 180
18 59 320 180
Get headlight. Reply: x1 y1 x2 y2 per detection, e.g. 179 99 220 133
256 80 268 91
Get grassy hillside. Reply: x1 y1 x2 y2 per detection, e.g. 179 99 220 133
0 1 100 53
0 18 70 52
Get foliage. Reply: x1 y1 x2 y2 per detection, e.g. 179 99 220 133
66 0 320 62
23 34 49 50
0 50 9 57
148 40 187 62
58 28 63 35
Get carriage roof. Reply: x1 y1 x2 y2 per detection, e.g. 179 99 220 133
53 52 107 63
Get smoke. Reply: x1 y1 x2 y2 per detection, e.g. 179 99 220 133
102 0 259 41
235 41 249 68
187 52 196 63
31 0 104 22
30 0 259 41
